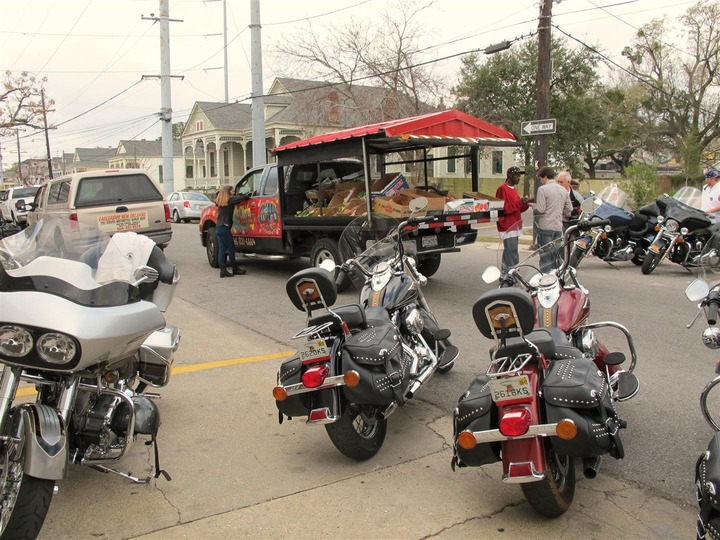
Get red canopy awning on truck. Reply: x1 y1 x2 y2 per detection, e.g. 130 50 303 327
272 109 517 156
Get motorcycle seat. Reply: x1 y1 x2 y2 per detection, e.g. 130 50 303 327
308 304 368 332
541 326 585 360
492 328 584 361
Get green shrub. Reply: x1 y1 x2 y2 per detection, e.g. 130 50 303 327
622 164 659 211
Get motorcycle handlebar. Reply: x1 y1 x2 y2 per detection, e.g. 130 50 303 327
576 218 612 232
707 292 720 325
406 215 436 226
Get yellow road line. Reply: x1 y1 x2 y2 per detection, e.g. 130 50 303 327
14 350 297 399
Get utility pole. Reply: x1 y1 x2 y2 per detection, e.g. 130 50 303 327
15 129 23 184
250 0 266 167
534 0 552 195
142 2 183 196
41 89 53 179
223 0 229 103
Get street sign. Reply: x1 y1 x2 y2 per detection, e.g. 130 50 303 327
521 118 557 136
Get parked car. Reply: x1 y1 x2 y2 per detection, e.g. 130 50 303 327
26 170 172 248
167 191 213 223
0 185 41 226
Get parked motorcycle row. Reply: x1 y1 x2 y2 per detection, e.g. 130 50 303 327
273 199 640 517
0 218 180 539
569 184 719 276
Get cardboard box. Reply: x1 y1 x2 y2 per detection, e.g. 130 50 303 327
371 173 410 197
399 188 447 212
373 195 413 217
463 191 505 210
445 198 490 213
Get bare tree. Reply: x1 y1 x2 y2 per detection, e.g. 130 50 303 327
270 0 442 120
0 71 53 134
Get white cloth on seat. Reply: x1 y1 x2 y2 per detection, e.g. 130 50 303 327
94 232 156 284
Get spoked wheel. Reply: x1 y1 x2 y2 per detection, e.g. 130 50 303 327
641 252 660 274
0 442 54 539
521 440 576 517
325 405 387 460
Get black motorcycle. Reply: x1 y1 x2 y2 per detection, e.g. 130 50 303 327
684 233 720 539
568 186 657 268
643 187 719 275
273 208 458 459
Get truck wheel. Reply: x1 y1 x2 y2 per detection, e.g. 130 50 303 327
206 227 219 268
417 254 441 277
310 238 350 292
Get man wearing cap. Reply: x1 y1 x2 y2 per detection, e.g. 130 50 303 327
702 168 720 218
496 166 531 273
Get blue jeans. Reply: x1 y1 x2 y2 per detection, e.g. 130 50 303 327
536 228 562 273
502 236 519 274
216 225 236 268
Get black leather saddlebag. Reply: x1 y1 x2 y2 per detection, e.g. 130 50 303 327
341 322 410 406
696 432 720 538
275 356 308 418
543 358 621 458
451 374 500 468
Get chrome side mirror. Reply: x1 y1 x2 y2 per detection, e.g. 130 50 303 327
703 327 720 349
481 265 502 284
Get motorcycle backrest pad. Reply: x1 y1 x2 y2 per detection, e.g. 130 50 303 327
472 288 535 340
286 267 337 312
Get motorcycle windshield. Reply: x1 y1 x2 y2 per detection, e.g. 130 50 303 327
673 186 702 209
0 218 142 307
596 184 630 210
338 215 414 290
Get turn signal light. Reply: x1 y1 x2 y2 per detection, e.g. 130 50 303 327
272 386 288 401
457 430 477 450
343 370 360 387
302 364 329 388
677 236 684 243
499 407 532 437
556 419 578 440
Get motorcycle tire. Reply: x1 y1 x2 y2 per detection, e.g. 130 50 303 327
0 472 54 540
325 405 387 460
568 247 585 269
521 440 575 518
631 251 644 266
417 254 441 277
641 252 660 275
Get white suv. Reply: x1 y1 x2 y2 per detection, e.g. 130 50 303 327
0 185 41 226
27 170 172 248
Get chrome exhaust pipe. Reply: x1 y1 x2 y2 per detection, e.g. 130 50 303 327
583 456 601 479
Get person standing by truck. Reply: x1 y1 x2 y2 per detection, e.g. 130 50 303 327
215 185 248 277
496 166 532 275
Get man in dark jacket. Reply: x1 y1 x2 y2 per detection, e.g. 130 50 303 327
496 166 532 274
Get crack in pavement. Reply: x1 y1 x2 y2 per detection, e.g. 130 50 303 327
419 500 525 539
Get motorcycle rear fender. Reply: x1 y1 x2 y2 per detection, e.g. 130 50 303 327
10 403 68 480
498 371 546 483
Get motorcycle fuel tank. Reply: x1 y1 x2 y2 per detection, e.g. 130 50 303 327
536 288 589 332
362 273 418 309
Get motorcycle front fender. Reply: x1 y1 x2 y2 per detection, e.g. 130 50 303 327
10 403 68 480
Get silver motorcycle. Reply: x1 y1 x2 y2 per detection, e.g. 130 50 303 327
0 218 180 539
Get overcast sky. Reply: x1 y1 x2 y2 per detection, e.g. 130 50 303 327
0 0 698 165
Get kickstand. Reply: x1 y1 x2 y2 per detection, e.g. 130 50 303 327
89 464 151 484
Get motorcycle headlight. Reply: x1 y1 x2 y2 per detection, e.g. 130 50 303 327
666 219 679 233
37 333 78 364
0 325 33 357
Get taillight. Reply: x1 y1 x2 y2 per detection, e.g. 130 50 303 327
301 364 329 388
164 203 171 222
499 406 532 437
183 201 190 208
69 212 78 221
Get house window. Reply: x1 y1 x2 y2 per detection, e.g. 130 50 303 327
223 148 229 177
158 165 163 184
447 147 457 174
186 165 193 178
492 151 503 175
209 151 216 177
195 121 204 132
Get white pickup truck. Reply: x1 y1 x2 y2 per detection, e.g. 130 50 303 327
0 185 40 226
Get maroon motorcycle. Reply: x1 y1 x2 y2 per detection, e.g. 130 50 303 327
452 220 639 517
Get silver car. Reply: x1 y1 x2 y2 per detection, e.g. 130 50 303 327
167 191 213 223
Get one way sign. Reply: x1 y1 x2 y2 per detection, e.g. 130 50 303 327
521 118 557 136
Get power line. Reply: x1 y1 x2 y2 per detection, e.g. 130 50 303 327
263 0 372 26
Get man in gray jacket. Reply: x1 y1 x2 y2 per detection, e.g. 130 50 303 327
533 166 572 272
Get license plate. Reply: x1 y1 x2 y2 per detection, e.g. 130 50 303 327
489 375 532 403
422 235 438 248
299 338 330 364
